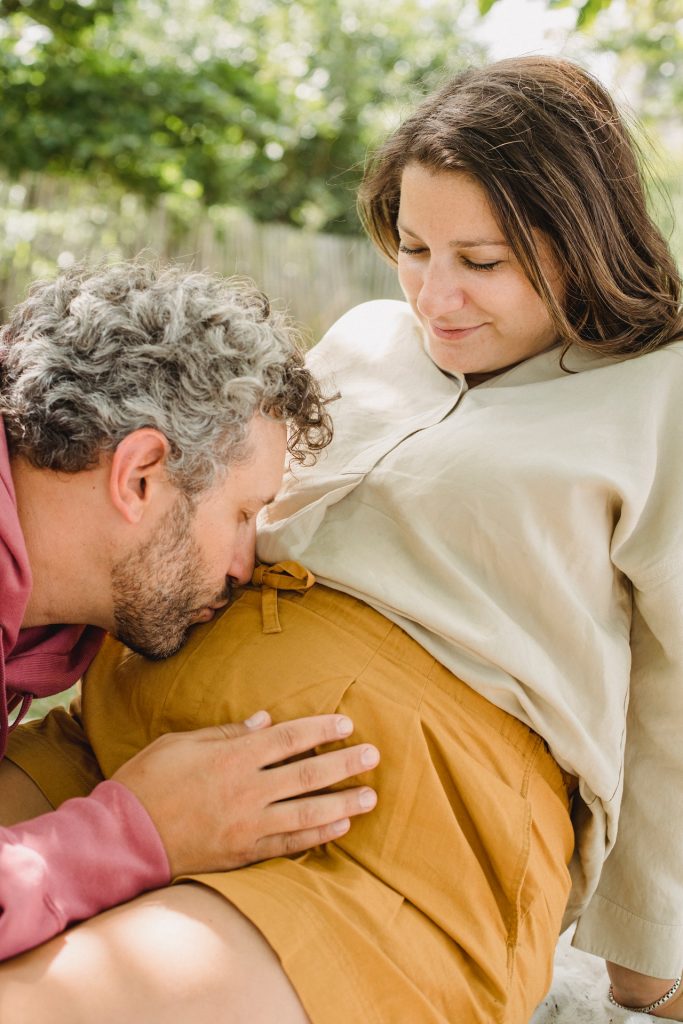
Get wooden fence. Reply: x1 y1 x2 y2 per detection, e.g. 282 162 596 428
0 175 402 340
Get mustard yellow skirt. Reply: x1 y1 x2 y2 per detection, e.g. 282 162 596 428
7 579 573 1024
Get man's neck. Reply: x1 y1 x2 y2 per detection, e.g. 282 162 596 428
11 456 112 630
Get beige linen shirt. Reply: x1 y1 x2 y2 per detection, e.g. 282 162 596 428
258 300 683 976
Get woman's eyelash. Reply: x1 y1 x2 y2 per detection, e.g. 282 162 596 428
463 259 501 271
398 244 501 272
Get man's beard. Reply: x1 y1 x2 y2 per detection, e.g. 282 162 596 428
111 496 229 661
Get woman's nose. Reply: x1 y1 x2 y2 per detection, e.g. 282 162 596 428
416 265 466 321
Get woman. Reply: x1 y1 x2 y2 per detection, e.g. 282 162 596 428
3 55 683 1022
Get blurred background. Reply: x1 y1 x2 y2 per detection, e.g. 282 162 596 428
1 0 681 341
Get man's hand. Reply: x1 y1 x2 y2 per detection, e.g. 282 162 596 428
112 712 379 877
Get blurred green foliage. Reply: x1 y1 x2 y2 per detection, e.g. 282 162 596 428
581 0 683 257
0 0 681 283
481 0 627 30
0 0 483 233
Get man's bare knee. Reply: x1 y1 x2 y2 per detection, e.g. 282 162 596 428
0 884 310 1024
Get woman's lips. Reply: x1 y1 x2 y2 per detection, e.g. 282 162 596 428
430 323 484 341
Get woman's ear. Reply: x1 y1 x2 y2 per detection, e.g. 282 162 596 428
108 429 172 524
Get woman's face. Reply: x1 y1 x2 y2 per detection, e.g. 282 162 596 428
397 164 562 381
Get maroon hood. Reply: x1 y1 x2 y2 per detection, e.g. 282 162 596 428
1 418 104 756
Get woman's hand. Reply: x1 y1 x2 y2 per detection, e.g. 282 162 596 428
113 711 379 877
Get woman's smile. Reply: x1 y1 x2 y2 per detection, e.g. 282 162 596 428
397 163 563 381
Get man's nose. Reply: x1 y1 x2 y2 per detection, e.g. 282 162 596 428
228 531 257 587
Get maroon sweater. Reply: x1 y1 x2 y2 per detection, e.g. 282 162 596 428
0 420 169 959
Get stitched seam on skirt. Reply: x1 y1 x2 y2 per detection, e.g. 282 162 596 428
426 661 542 766
153 591 395 739
294 601 391 653
373 620 438 673
329 626 408 707
223 870 387 1024
315 918 386 1024
357 648 432 715
273 584 395 647
504 735 544 1017
149 601 245 732
263 590 395 676
286 881 450 1024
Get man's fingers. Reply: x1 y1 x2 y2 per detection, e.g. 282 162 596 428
267 743 380 801
266 786 378 836
250 714 356 767
254 820 351 861
198 714 354 761
253 820 350 861
208 722 260 742
254 786 379 861
198 711 272 744
243 710 272 730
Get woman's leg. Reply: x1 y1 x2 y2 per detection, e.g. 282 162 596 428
606 962 683 1020
0 884 311 1024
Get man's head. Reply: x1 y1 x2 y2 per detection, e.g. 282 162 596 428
0 258 330 489
1 259 331 657
108 414 289 659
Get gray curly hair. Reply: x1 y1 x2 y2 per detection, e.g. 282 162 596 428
0 259 332 494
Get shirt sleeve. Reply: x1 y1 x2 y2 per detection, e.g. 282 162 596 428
573 568 683 977
0 779 170 960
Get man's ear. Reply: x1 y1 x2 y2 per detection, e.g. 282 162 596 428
108 429 171 524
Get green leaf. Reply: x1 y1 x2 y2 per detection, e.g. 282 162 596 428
576 0 611 29
477 0 500 13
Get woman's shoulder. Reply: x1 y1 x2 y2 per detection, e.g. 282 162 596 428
323 299 414 342
308 300 420 372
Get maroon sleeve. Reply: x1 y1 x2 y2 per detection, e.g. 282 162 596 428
0 780 170 960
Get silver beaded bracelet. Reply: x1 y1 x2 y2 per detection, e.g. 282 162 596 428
608 975 682 1015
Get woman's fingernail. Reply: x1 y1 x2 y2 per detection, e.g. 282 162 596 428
244 710 270 729
359 788 377 810
332 818 351 835
336 716 353 737
360 745 380 767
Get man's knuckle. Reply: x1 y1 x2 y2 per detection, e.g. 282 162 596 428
276 723 299 756
296 800 318 830
281 831 301 855
317 824 335 844
297 758 320 792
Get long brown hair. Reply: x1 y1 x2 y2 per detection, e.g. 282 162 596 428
358 55 683 357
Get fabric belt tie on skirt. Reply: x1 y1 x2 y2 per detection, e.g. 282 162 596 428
250 561 316 634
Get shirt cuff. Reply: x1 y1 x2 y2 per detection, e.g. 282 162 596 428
574 893 683 978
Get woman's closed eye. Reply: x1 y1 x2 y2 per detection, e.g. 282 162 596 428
398 242 427 256
462 258 502 272
398 242 503 272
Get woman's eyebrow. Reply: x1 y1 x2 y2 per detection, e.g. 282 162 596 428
449 238 509 248
396 223 507 247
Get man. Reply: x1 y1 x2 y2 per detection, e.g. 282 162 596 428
0 259 378 962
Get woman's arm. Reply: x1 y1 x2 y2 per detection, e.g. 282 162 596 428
574 570 683 1005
